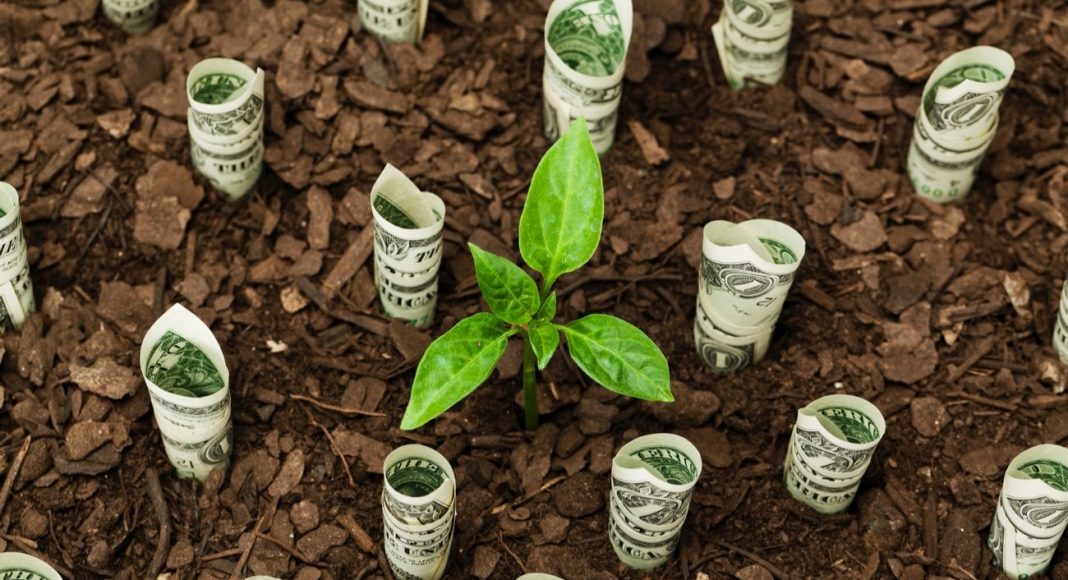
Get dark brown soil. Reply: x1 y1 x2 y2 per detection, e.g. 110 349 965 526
2 0 1068 578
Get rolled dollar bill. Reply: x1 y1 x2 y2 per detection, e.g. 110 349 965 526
517 575 565 580
1054 277 1068 365
358 0 428 44
186 58 266 200
711 0 793 89
382 445 456 580
988 444 1068 579
140 304 233 481
371 164 445 328
0 552 62 580
0 182 35 333
693 300 772 373
543 0 633 154
610 433 702 570
907 46 1015 203
784 394 885 514
102 0 159 34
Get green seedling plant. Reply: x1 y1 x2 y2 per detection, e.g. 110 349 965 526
401 119 673 431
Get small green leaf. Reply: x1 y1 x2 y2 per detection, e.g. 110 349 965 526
536 292 557 321
469 243 540 325
402 313 518 430
519 118 604 289
559 314 672 402
527 321 560 370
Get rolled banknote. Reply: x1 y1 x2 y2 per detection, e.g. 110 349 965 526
186 58 266 200
988 444 1068 579
693 300 772 373
371 164 445 328
0 182 35 333
711 0 792 89
0 552 62 580
907 46 1015 203
382 445 456 580
102 0 159 34
358 0 428 44
1054 277 1067 365
517 575 565 580
784 394 885 514
543 0 633 154
140 304 232 481
610 433 702 570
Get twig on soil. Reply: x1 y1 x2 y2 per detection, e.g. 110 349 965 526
353 560 378 580
254 531 312 563
710 539 790 579
303 407 357 489
145 468 172 578
0 436 31 520
377 549 396 580
488 475 567 516
950 390 1018 412
289 393 386 417
229 496 279 580
73 201 113 268
497 532 527 574
202 547 244 562
338 513 378 554
945 336 995 383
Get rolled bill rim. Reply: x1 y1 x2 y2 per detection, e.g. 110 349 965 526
0 552 62 580
998 444 1068 539
544 0 633 92
916 46 1014 148
186 58 266 145
0 182 23 240
382 444 456 525
792 394 885 480
612 433 702 492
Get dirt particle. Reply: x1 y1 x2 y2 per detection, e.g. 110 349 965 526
647 381 720 427
295 524 347 561
290 500 320 535
268 449 305 498
735 564 774 580
69 357 140 400
552 472 603 518
910 396 948 437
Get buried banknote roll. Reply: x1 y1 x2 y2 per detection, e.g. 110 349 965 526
358 0 428 44
907 46 1015 203
543 0 633 154
0 552 62 580
694 218 804 372
610 433 702 570
186 58 266 200
140 304 233 481
1054 276 1068 365
711 0 793 89
0 182 35 333
382 445 456 580
988 444 1068 579
784 394 885 514
371 164 445 328
102 0 159 34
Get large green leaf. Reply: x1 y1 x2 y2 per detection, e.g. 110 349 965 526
519 118 604 290
469 243 540 325
527 320 560 370
558 314 672 402
402 313 518 429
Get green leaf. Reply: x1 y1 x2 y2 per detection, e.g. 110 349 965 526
519 118 604 289
527 321 560 370
559 314 672 402
469 243 540 325
402 313 518 429
536 292 557 321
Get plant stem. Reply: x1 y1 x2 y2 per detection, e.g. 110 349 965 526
522 335 539 430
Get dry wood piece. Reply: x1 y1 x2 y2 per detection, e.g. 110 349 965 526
337 513 378 554
322 225 374 299
145 468 172 578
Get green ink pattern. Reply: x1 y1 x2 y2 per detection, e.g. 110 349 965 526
632 446 698 485
191 73 248 105
547 0 625 77
759 238 797 265
818 407 880 444
387 458 447 497
1019 459 1068 493
374 194 419 229
145 330 225 397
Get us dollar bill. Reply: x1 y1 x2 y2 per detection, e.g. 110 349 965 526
543 0 633 154
610 434 702 570
907 46 1015 203
693 300 771 373
371 164 445 328
358 0 428 44
0 552 62 580
102 0 159 34
1054 277 1068 365
784 395 885 514
140 304 233 481
988 445 1068 579
0 182 35 334
382 445 456 580
186 58 266 200
711 0 792 89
